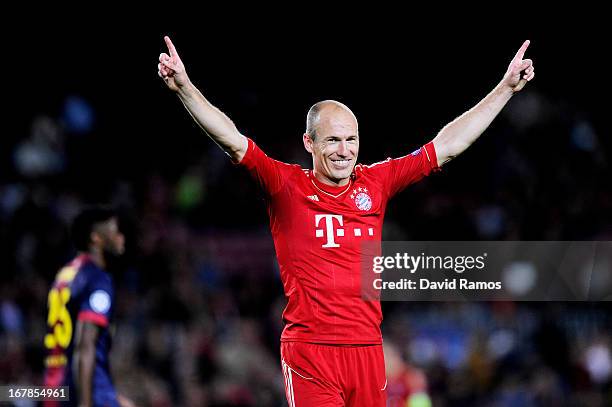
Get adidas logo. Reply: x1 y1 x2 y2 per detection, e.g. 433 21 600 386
307 195 320 202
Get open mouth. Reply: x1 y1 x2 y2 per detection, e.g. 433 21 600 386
330 159 352 169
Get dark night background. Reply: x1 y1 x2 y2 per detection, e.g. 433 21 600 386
1 10 611 406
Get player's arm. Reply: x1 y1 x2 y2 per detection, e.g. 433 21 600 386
73 321 99 407
117 393 137 407
432 40 535 167
158 36 248 162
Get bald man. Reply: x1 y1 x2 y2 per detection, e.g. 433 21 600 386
158 36 534 407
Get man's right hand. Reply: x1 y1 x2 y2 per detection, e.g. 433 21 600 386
157 35 248 161
158 36 189 92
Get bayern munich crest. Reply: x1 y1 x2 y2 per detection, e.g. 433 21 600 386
351 187 372 211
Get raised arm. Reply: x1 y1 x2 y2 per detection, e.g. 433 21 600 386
158 36 248 162
432 40 535 167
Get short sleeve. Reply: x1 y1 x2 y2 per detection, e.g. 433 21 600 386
237 138 295 196
77 274 113 328
367 141 439 199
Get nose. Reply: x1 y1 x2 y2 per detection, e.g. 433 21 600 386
337 141 348 157
117 233 126 249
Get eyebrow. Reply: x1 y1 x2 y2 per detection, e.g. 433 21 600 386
325 135 358 140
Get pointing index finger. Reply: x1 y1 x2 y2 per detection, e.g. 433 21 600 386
513 40 530 62
164 36 177 57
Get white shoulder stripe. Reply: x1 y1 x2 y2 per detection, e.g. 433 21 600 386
423 145 431 162
364 158 392 169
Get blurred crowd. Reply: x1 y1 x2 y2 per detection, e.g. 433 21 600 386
1 87 612 406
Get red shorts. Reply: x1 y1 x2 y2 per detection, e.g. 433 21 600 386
280 342 387 407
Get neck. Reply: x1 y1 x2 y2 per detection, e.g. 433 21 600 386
313 170 351 187
87 248 106 269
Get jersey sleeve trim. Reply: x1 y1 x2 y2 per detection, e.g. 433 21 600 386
423 141 440 171
77 310 109 328
236 137 256 167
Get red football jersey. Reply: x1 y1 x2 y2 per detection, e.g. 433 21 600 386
240 138 438 344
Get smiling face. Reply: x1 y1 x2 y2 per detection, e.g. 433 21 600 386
303 101 359 186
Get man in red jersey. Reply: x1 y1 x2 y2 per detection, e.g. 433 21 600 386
158 36 534 406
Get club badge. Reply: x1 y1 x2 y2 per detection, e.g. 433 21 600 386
351 187 372 211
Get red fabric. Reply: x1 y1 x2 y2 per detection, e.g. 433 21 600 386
386 366 428 407
77 310 109 327
43 364 65 407
240 138 438 344
281 342 387 407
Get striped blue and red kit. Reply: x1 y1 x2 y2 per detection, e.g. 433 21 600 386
43 254 118 407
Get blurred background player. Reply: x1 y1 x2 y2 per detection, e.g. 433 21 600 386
158 35 534 406
43 207 134 407
384 341 432 407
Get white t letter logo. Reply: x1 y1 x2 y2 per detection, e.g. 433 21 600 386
315 214 344 248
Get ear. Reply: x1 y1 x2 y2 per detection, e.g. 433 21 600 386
303 133 314 153
90 231 103 247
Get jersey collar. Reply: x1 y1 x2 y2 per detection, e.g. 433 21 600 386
309 171 354 199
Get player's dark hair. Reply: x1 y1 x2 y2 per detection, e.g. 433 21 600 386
71 206 117 251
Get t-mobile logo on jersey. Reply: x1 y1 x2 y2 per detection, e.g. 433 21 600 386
315 214 344 248
315 214 374 248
